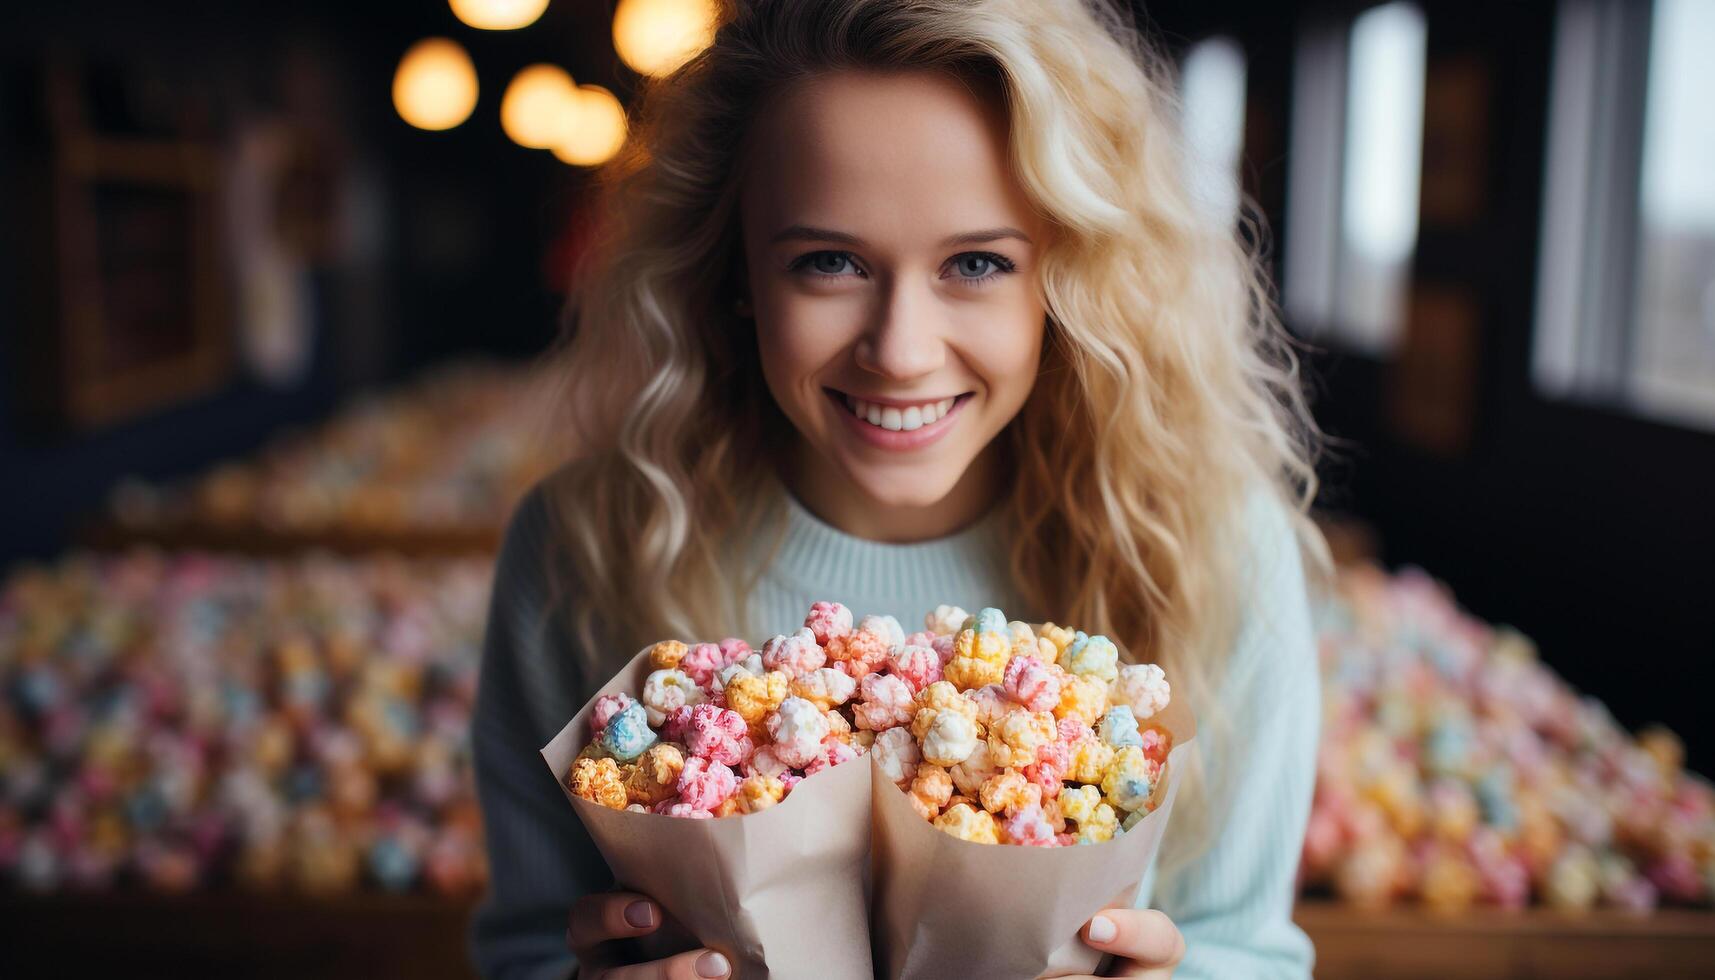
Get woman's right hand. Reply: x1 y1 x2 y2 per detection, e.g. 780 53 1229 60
568 891 733 979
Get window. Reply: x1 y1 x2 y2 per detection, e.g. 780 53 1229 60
1535 0 1715 429
1179 35 1247 225
1285 2 1428 355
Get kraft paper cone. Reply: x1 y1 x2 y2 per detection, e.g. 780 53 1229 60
542 647 875 980
869 695 1194 980
544 629 1193 980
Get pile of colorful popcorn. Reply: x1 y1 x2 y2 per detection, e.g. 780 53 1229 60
106 360 559 540
1305 563 1715 912
569 602 1175 846
0 549 492 895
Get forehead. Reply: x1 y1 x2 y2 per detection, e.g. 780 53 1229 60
740 69 1035 241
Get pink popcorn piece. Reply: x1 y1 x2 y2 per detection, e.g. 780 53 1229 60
853 673 915 732
1002 804 1058 847
680 643 728 688
676 756 738 811
1004 655 1062 713
589 693 636 737
827 629 891 682
717 637 752 661
804 601 854 645
891 644 943 693
1056 717 1092 747
761 628 826 677
684 703 754 767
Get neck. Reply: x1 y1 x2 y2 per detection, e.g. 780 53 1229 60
779 437 1011 543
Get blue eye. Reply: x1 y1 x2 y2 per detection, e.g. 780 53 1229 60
792 251 858 277
949 252 1016 283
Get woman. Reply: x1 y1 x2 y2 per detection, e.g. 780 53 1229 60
471 1 1326 977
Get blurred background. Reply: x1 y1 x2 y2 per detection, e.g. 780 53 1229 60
2 0 1712 977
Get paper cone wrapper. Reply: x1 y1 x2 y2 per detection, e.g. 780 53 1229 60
870 695 1194 980
542 647 875 980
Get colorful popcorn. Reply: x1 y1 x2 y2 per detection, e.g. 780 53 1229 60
0 550 492 896
565 602 1174 846
1302 563 1715 911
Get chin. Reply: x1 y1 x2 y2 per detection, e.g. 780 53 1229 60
842 464 966 512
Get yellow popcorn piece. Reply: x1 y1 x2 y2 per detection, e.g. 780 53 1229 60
934 802 1000 844
1037 623 1077 664
725 670 789 726
986 709 1057 768
944 628 1012 690
568 757 628 810
624 743 685 806
978 768 1042 816
1054 672 1109 726
648 640 689 670
1067 737 1116 785
1059 784 1118 842
737 775 786 813
1100 745 1156 813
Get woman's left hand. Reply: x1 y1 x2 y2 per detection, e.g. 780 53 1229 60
1051 907 1185 979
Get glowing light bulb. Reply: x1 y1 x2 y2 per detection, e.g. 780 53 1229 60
612 0 718 78
393 38 479 131
449 0 551 31
501 64 578 149
552 85 627 167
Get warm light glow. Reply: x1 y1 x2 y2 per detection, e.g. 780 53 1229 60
393 38 479 131
501 64 578 149
552 85 627 166
612 0 717 78
449 0 550 31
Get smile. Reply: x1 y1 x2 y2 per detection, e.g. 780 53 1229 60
837 392 963 431
822 387 974 452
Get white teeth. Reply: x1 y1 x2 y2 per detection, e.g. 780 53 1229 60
840 392 961 430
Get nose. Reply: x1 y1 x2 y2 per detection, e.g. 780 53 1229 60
853 277 946 381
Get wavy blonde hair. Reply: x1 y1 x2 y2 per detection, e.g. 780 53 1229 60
541 0 1326 870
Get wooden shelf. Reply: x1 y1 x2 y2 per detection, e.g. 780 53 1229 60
1297 900 1715 979
4 892 1712 979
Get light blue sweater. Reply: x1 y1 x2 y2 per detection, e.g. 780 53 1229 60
469 478 1319 979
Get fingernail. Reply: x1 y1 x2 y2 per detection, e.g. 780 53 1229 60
624 900 656 928
696 950 730 977
1087 914 1116 943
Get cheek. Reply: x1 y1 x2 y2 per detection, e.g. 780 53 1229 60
968 302 1046 408
755 305 852 404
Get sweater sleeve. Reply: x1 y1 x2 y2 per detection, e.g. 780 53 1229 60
467 487 613 980
1143 491 1321 979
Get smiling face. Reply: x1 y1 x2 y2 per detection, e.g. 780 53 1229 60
737 68 1051 538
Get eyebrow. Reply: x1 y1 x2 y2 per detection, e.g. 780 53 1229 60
768 224 1034 248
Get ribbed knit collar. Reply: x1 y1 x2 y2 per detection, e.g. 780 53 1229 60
757 479 1018 607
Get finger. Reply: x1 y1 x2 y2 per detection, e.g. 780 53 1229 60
599 947 732 980
1081 908 1185 967
567 891 661 951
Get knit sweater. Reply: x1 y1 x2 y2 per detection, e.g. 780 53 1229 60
468 478 1320 979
